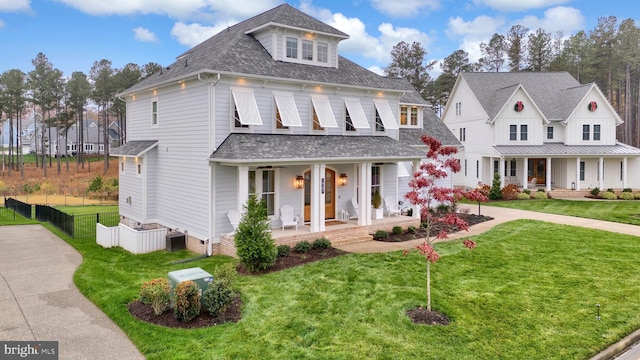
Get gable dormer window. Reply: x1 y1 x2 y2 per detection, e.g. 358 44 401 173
286 37 297 59
317 42 328 63
302 40 313 61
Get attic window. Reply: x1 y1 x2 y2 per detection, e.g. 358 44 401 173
302 40 313 61
318 42 328 63
286 37 297 59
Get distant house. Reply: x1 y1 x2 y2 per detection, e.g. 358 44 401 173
112 4 464 256
442 72 640 191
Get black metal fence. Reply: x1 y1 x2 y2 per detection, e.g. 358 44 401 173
4 197 119 239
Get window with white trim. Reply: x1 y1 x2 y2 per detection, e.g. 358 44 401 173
275 107 288 130
620 161 624 181
234 103 249 129
580 161 585 181
547 126 554 140
286 37 297 59
594 124 601 141
520 125 528 141
262 170 275 216
231 88 262 128
317 42 328 63
400 106 408 125
371 166 381 201
137 162 142 176
345 107 355 132
509 125 517 141
375 109 384 132
120 159 125 174
582 124 590 140
312 107 324 131
510 160 516 177
151 99 158 126
410 106 418 125
302 40 313 61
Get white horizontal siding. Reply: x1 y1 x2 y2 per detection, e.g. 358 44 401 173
119 157 143 222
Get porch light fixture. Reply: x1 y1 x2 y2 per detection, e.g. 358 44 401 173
294 175 304 189
338 173 348 187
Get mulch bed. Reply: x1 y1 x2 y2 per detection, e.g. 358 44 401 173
375 213 493 242
406 307 451 325
128 295 243 329
237 247 347 275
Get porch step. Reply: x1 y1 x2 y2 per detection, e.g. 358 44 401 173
548 189 592 199
324 228 372 246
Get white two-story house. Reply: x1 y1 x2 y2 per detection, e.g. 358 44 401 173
113 4 456 256
442 72 640 192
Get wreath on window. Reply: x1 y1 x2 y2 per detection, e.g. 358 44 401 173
588 101 597 112
514 101 524 112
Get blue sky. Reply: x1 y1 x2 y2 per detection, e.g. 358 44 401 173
0 0 637 79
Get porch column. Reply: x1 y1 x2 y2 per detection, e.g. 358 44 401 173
498 157 505 187
310 164 322 233
599 157 604 189
546 157 552 191
358 162 372 226
237 166 249 212
623 157 628 189
575 157 581 191
319 163 326 232
523 157 529 190
412 161 420 220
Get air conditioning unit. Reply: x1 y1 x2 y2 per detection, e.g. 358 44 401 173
166 232 186 252
168 267 214 302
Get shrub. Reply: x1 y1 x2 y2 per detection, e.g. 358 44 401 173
635 193 640 200
601 191 617 200
517 192 531 200
606 188 614 193
139 278 171 315
623 188 633 193
436 204 450 213
373 230 388 240
522 188 531 195
202 280 234 317
619 192 634 200
407 226 417 233
537 188 545 192
277 244 291 257
173 280 201 322
234 196 278 272
501 184 520 200
533 191 548 199
293 240 312 253
312 238 331 250
87 176 103 193
488 172 502 200
372 190 382 209
392 226 403 235
23 182 40 194
213 263 238 292
590 187 600 196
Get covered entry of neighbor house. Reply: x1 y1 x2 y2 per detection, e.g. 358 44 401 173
303 169 335 222
528 158 547 184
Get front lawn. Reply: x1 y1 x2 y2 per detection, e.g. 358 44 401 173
485 198 640 225
54 220 640 359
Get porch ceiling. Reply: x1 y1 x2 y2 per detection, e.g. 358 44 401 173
494 143 640 157
209 133 425 164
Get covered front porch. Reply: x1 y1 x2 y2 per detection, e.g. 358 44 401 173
218 214 419 257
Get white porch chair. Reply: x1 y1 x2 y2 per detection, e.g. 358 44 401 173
279 205 299 231
528 177 537 188
384 196 401 217
350 198 359 220
227 210 241 236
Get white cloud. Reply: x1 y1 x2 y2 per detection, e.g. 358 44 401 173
0 0 30 12
0 19 5 28
170 21 232 47
368 65 384 75
446 15 505 61
516 6 584 34
133 27 158 43
472 0 571 12
300 1 432 64
370 0 440 18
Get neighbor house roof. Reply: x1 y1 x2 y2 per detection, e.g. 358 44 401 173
494 143 640 157
209 134 425 164
111 140 158 157
399 107 461 148
461 72 592 121
120 4 420 98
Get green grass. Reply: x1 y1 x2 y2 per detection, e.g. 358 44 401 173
5 153 113 164
54 205 119 215
48 219 640 360
485 198 640 225
0 207 38 225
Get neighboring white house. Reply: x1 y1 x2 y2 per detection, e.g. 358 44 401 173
442 72 640 191
113 4 461 256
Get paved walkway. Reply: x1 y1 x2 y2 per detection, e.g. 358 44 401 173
0 224 144 360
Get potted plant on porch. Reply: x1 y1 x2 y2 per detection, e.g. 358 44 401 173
371 190 383 219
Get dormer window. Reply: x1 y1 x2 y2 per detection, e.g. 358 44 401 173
318 42 328 63
286 37 297 59
399 105 419 127
302 40 313 61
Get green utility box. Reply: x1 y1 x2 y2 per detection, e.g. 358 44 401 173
168 267 214 299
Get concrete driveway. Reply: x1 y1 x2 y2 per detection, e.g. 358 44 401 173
0 224 144 360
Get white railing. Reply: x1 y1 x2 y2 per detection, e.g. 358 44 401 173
96 223 167 254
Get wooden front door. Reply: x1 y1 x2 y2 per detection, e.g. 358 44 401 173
528 158 546 184
303 169 335 222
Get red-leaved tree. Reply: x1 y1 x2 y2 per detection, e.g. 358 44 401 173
405 135 482 312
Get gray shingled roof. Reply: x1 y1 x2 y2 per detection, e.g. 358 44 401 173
111 140 158 157
121 4 416 96
494 143 640 157
209 134 425 163
461 72 590 121
399 107 461 147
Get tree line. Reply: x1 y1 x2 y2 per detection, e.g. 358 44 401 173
385 16 640 148
0 53 161 178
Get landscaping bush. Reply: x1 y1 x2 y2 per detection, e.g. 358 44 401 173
590 187 600 197
202 280 234 317
87 176 103 193
139 278 171 316
501 184 520 200
234 196 278 272
488 172 502 200
373 230 388 240
522 188 531 195
601 191 617 200
635 193 640 200
606 188 614 193
517 192 531 200
293 240 312 253
537 188 545 192
619 192 634 200
392 226 403 235
436 204 450 213
407 226 417 233
533 191 548 199
173 280 201 322
623 188 633 193
277 244 291 257
213 263 238 292
312 238 331 250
